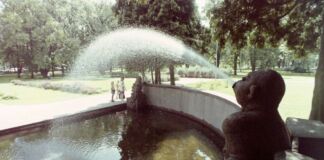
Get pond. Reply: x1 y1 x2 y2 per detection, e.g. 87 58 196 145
0 109 222 160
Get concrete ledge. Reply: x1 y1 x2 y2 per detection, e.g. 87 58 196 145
143 84 241 131
275 151 315 160
286 117 324 159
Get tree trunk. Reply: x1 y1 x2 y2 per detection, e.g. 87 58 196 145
250 48 257 72
30 66 34 79
16 57 21 78
154 66 161 84
141 71 145 81
233 51 239 75
154 67 158 84
151 67 154 84
17 66 22 78
51 63 55 77
40 68 49 78
61 65 65 76
28 30 34 79
216 45 221 67
310 13 324 122
158 69 161 84
169 64 175 85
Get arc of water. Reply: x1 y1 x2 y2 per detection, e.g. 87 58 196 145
70 27 233 84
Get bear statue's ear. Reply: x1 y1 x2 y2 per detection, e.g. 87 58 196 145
248 85 258 100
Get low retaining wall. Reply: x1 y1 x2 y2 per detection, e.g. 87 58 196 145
143 84 241 131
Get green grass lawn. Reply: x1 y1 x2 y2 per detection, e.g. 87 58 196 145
186 75 314 120
0 73 314 120
0 83 85 105
0 74 135 105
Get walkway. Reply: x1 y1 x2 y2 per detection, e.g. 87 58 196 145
0 92 130 131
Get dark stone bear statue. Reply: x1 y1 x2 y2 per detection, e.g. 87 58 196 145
223 69 291 160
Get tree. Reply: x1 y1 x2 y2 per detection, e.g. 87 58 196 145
209 0 324 122
0 0 117 78
114 0 200 85
0 7 28 78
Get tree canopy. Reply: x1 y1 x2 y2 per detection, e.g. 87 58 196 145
209 0 324 122
0 0 117 78
113 0 208 84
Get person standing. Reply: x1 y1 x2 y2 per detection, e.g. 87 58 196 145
111 81 115 102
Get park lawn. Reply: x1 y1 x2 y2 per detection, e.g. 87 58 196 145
0 74 135 105
0 83 84 105
185 75 314 120
0 72 314 120
51 77 135 91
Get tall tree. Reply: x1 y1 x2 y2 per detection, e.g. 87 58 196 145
114 0 200 85
0 0 117 78
210 0 324 122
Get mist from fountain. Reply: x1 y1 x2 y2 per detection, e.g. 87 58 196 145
70 28 233 83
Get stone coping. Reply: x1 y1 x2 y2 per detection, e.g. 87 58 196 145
286 117 324 138
275 151 315 160
144 83 240 110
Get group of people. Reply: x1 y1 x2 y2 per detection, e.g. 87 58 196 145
110 77 125 102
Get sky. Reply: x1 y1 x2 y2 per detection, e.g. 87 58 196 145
196 0 210 27
0 1 3 12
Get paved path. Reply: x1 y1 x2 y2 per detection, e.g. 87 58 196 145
0 92 130 131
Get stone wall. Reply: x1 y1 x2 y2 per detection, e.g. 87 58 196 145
143 84 241 131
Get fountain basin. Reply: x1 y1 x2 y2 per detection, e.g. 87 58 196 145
0 85 241 160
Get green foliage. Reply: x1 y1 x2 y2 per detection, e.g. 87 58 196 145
209 0 322 54
0 0 117 78
113 0 209 60
11 79 102 95
113 0 210 84
177 66 218 78
209 0 324 121
1 95 18 100
0 91 18 100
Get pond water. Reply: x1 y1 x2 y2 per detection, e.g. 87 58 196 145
0 109 222 160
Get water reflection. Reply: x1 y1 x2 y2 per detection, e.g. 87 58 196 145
0 110 221 160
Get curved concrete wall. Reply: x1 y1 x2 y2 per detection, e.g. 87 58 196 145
143 84 241 131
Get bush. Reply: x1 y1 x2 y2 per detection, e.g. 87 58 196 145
292 66 308 73
176 66 218 78
2 95 18 100
108 71 139 78
11 80 101 95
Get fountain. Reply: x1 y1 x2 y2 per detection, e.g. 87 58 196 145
70 28 231 81
0 28 240 160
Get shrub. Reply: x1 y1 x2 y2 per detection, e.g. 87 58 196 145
11 80 102 95
176 66 219 78
2 95 18 100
